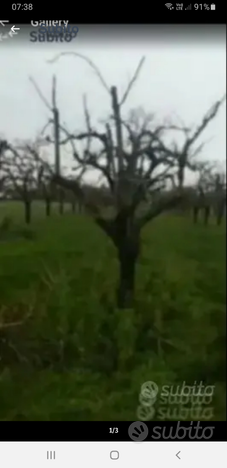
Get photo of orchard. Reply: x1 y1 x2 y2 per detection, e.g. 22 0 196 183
0 42 226 421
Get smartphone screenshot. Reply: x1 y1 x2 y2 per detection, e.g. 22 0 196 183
0 3 226 466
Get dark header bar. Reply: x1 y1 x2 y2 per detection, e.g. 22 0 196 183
0 4 225 24
0 421 226 442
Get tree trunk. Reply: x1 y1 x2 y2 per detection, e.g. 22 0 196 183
204 206 210 226
45 198 51 217
78 200 83 213
59 198 64 215
24 200 31 224
193 206 199 224
216 202 224 226
117 250 136 309
71 199 76 213
58 189 65 215
116 236 139 309
58 203 63 214
178 166 184 191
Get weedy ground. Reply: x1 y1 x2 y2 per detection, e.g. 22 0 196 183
0 202 226 421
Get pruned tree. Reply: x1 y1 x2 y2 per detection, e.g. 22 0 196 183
37 164 55 217
163 100 224 190
67 174 84 214
213 172 226 225
1 143 40 224
29 74 66 216
0 140 8 195
34 53 225 308
193 161 226 225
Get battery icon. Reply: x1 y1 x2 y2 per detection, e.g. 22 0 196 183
210 3 216 9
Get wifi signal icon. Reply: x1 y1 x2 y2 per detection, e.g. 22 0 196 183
165 3 174 9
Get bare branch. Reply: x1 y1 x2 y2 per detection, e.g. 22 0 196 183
137 193 183 229
106 123 117 181
95 217 115 239
52 174 83 199
83 94 92 155
39 119 52 138
47 52 110 94
183 95 226 154
111 86 124 176
52 75 57 109
120 56 145 106
25 144 54 177
29 76 52 111
52 174 106 217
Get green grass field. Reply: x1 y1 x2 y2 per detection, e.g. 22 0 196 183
0 201 226 421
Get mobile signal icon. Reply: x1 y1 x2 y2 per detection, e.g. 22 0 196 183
185 4 192 9
165 3 174 9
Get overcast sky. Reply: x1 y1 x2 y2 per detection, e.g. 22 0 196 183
1 25 226 184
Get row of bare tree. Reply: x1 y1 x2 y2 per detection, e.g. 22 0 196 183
0 53 226 308
0 141 83 223
0 142 121 223
0 140 225 226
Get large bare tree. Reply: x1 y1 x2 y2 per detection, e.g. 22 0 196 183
9 53 224 308
35 52 225 309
